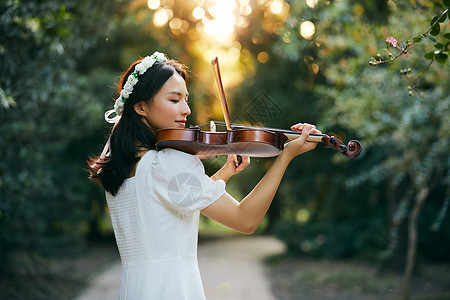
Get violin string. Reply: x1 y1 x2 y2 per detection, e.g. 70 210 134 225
192 120 327 137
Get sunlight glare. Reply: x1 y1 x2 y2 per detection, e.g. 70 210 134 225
203 0 238 44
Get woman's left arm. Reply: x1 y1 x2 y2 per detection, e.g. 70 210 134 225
202 124 320 234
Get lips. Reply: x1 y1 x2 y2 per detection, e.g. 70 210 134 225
175 120 186 127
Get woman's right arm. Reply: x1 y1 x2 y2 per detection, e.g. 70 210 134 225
201 124 319 234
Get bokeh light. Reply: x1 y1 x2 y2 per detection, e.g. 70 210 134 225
309 63 319 74
270 0 284 14
147 0 160 10
153 8 173 27
257 51 269 63
306 0 318 9
300 20 315 39
192 7 205 20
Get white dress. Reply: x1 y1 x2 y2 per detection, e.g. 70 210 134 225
105 149 226 299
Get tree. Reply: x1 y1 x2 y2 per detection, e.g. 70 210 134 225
277 1 449 299
0 0 124 271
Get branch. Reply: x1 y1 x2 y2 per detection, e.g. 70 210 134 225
369 8 449 66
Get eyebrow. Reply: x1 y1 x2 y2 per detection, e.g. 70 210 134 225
166 91 189 97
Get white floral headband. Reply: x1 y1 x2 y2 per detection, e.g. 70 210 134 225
104 51 168 124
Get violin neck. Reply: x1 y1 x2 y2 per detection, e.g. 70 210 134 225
231 124 326 143
283 132 325 143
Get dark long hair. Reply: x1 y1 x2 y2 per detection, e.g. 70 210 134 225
88 56 188 195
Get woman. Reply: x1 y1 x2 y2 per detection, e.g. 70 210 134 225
88 51 320 299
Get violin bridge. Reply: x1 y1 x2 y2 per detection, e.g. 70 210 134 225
210 120 216 132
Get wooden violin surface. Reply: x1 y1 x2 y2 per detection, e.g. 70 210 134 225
156 127 286 157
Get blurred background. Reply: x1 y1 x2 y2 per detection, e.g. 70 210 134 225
1 0 449 299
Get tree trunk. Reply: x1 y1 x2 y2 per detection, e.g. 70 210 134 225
403 186 430 300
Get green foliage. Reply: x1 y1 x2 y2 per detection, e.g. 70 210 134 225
0 0 124 271
266 0 450 264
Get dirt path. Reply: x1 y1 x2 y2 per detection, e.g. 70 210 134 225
75 235 285 300
199 236 285 300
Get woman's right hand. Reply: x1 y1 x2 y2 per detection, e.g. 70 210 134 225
211 155 250 183
281 123 321 161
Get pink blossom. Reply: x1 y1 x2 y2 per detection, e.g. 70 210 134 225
386 36 398 47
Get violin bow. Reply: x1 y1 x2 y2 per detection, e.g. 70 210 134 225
211 57 362 158
211 57 242 165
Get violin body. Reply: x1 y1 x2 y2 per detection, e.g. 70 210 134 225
156 127 287 157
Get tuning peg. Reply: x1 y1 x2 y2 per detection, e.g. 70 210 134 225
339 145 348 152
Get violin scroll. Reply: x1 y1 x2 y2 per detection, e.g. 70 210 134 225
322 136 362 158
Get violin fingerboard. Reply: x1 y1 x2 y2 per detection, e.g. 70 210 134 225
284 133 323 143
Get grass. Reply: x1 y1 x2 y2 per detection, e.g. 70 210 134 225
0 242 119 300
265 255 450 300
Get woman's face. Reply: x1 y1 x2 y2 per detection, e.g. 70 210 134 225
138 73 191 131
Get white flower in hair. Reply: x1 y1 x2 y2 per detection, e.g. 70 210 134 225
127 75 138 85
123 81 134 92
152 52 166 61
104 51 168 124
140 56 155 69
114 97 125 115
135 63 147 74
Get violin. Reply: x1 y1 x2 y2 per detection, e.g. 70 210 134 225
156 57 362 159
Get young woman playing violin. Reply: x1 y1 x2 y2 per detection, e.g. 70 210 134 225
88 52 321 300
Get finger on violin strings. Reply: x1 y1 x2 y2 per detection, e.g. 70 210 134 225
291 123 316 131
296 125 311 143
310 127 322 134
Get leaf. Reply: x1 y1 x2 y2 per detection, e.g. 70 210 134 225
435 52 448 64
444 33 450 40
435 43 444 49
444 0 450 7
430 16 439 26
439 11 448 23
427 34 437 42
424 52 435 60
412 36 422 43
430 24 440 36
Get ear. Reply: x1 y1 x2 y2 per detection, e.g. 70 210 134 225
133 101 147 117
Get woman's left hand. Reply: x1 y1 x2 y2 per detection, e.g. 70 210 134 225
281 123 322 161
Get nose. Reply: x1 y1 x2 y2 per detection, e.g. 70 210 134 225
181 100 191 116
